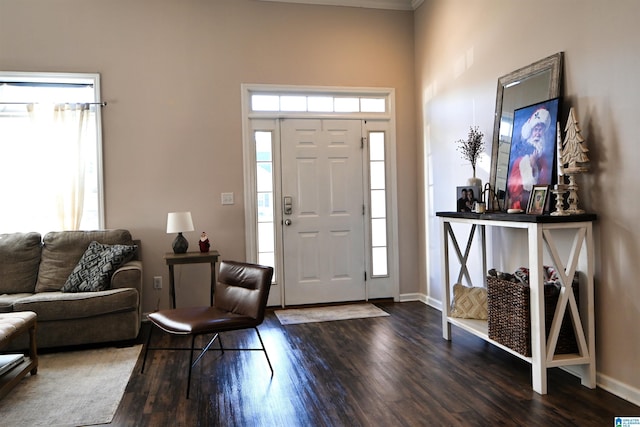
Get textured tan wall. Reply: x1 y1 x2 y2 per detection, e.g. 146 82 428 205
0 0 417 310
415 0 640 403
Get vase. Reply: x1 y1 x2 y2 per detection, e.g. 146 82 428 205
467 176 482 188
172 232 189 254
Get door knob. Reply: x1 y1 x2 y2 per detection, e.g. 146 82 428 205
284 219 292 226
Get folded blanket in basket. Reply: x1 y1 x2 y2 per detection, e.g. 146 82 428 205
488 266 575 288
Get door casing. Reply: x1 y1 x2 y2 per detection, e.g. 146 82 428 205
241 84 400 307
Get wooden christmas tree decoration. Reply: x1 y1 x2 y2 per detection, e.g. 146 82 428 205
561 107 589 214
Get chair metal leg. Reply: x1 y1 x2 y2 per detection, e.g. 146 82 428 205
254 327 273 377
140 325 154 374
144 324 272 399
192 333 220 367
186 333 222 399
186 335 196 399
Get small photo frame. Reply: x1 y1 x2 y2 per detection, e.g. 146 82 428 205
526 185 549 215
456 185 481 212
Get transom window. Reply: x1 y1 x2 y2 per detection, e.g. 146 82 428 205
251 93 386 113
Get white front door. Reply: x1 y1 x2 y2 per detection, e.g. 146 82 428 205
280 119 365 305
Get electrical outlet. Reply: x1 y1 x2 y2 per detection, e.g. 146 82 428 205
153 276 162 289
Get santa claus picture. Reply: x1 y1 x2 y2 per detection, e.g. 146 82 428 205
505 98 559 211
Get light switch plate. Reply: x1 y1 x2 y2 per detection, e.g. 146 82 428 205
221 192 234 205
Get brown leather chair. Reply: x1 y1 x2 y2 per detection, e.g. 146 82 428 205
141 260 274 398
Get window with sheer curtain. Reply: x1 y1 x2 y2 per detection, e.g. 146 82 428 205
0 72 104 235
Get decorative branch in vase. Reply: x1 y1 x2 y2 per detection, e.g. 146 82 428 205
456 126 485 187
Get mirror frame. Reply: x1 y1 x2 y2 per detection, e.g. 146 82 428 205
489 52 564 209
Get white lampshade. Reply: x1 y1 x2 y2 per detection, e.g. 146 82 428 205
166 211 194 234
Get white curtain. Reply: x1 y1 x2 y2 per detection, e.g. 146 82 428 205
26 103 91 230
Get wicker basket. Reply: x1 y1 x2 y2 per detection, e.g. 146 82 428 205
487 275 579 357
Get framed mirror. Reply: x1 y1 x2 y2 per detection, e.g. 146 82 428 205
489 52 563 210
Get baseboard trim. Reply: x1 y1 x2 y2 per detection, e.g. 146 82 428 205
596 371 640 407
398 292 426 303
398 292 441 310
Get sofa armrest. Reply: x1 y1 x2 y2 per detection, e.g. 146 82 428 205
111 260 143 291
111 260 143 323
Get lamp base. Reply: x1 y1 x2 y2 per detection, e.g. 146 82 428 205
172 232 189 254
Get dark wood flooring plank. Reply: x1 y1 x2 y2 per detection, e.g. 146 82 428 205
105 302 639 426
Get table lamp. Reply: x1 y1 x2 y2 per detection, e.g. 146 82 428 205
166 211 194 254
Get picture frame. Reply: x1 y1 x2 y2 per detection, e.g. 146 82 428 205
526 185 549 215
456 185 481 212
505 98 560 211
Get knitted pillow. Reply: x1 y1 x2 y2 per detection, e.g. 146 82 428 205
62 241 137 292
450 283 488 320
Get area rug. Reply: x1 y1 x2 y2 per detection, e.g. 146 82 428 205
0 344 142 427
275 303 390 325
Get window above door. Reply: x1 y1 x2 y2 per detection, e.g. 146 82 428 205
245 86 393 120
251 93 386 114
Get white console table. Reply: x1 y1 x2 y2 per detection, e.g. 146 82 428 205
437 211 596 395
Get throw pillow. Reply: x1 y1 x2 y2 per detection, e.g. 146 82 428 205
36 229 135 293
450 283 488 320
62 241 137 293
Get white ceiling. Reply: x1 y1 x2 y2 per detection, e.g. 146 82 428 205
257 0 423 11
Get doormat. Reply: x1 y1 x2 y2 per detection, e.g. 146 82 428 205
275 303 390 325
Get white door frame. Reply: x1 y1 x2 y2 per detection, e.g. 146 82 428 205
241 84 400 307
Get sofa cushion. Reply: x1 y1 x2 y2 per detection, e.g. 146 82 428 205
0 232 42 294
12 288 139 321
36 230 135 293
62 241 137 293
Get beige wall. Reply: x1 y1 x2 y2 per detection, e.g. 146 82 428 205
416 0 640 403
0 1 417 309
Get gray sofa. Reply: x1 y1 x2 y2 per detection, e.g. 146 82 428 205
0 229 142 350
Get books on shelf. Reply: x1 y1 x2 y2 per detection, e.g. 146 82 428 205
0 354 25 377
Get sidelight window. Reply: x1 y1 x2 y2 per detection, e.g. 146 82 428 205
255 130 275 275
369 131 388 277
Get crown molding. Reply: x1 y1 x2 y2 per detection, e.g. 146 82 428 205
257 0 423 11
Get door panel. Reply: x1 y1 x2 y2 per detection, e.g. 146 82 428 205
281 119 365 305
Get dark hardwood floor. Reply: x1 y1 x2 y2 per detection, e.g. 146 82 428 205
108 302 639 426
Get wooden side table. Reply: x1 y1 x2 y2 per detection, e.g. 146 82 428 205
436 211 596 395
164 250 220 308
